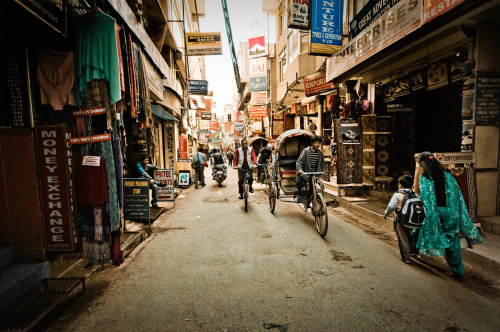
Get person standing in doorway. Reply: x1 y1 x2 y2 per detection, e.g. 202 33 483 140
192 148 207 189
416 151 482 282
233 138 257 199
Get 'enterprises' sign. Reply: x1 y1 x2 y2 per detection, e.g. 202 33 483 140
327 0 420 82
310 0 343 56
36 126 76 251
434 152 475 164
186 32 222 55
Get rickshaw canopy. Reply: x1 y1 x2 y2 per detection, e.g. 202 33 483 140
275 129 314 157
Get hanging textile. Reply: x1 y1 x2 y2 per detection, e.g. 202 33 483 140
74 10 121 106
336 119 363 185
101 140 120 232
362 114 376 185
76 161 108 206
36 48 76 110
375 116 392 177
127 33 139 118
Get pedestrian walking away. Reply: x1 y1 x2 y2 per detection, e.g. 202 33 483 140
416 151 483 282
192 148 207 189
384 175 420 264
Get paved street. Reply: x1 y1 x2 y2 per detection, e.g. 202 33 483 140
48 167 500 331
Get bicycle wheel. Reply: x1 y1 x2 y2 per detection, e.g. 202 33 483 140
314 193 328 237
265 177 271 195
244 182 249 212
269 184 276 213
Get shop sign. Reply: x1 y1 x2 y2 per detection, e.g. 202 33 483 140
251 91 268 105
68 133 111 145
462 62 475 121
212 112 216 120
422 0 466 25
201 111 211 120
310 0 343 56
14 0 67 36
234 122 243 132
340 119 360 144
288 0 310 29
250 76 267 91
410 68 427 91
290 103 298 115
36 126 76 250
155 169 175 201
0 44 32 129
349 0 400 38
450 53 467 82
186 32 222 55
224 122 232 132
304 70 334 96
123 179 150 221
210 121 219 130
474 73 500 125
248 36 267 59
212 101 217 109
326 0 420 82
427 60 448 90
249 105 267 118
461 121 474 152
434 152 475 164
72 107 106 117
308 101 316 114
204 98 212 112
249 58 266 77
179 135 188 159
187 80 208 95
164 123 176 170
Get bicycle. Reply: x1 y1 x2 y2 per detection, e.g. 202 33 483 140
242 167 253 212
259 162 278 213
297 172 328 237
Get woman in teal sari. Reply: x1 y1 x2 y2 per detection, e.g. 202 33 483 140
416 152 482 281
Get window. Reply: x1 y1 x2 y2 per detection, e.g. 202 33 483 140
280 48 287 82
300 32 309 54
287 29 299 63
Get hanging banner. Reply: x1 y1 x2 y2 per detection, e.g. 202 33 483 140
249 105 268 118
210 121 219 130
201 112 212 120
68 133 111 145
326 0 420 82
251 91 268 105
249 57 267 77
248 36 267 59
224 122 232 132
204 98 212 113
250 76 267 91
310 0 343 56
155 169 175 201
179 135 188 159
187 80 208 95
288 0 310 29
304 70 335 96
186 32 222 55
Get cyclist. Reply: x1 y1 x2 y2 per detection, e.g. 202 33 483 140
233 138 257 199
296 135 324 203
257 143 273 182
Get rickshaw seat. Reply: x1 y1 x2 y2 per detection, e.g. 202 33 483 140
278 156 297 168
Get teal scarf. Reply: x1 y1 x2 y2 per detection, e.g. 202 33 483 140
417 171 482 257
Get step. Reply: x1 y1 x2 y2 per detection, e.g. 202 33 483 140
480 216 500 236
0 262 49 310
0 247 16 273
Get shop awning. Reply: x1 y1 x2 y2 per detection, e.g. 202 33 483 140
151 104 178 121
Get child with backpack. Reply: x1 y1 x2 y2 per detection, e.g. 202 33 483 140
384 175 425 264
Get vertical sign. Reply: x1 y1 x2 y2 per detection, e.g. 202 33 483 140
36 126 74 250
310 0 343 56
155 169 175 201
164 123 176 170
123 179 150 221
179 135 188 159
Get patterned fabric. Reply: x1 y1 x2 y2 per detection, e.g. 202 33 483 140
79 205 110 240
362 166 375 185
362 114 377 133
450 166 478 223
362 115 376 185
375 133 391 177
417 171 482 257
363 133 375 150
101 140 120 232
376 116 391 132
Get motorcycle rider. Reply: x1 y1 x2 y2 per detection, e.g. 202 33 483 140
211 148 227 179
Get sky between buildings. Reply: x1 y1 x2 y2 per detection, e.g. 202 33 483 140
199 0 276 116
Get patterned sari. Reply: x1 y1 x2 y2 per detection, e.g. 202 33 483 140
417 171 482 257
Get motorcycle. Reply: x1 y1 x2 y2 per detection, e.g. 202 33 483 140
213 164 226 187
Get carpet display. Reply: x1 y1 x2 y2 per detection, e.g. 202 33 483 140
375 116 392 177
450 166 479 223
362 115 376 185
336 119 363 185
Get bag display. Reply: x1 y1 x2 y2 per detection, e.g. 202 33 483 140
397 189 426 229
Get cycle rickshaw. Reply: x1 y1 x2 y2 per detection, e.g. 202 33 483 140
267 129 328 237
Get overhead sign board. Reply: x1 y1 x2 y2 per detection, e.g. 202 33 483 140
248 36 267 59
304 70 334 96
249 105 267 118
310 0 343 56
186 32 222 55
249 57 266 77
250 76 267 91
251 91 268 105
187 80 208 95
349 0 400 38
288 0 310 29
423 0 466 25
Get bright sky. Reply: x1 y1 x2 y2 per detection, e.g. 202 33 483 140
199 0 276 116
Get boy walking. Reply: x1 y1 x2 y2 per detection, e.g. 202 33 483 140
384 175 420 264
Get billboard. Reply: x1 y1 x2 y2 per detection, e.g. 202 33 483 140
248 36 267 59
310 0 343 56
187 80 208 95
186 32 222 55
250 76 267 91
249 105 268 118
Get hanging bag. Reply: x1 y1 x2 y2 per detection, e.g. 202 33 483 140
191 153 200 169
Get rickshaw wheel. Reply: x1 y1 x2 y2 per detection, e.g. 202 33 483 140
269 184 276 213
314 193 328 237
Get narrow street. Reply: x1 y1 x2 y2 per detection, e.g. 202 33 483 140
48 167 500 332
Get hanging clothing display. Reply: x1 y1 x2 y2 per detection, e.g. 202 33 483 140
101 140 120 232
36 48 76 110
74 10 121 106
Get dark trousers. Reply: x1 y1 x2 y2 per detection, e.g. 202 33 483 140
394 221 416 261
238 167 253 194
193 165 205 188
297 176 313 199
